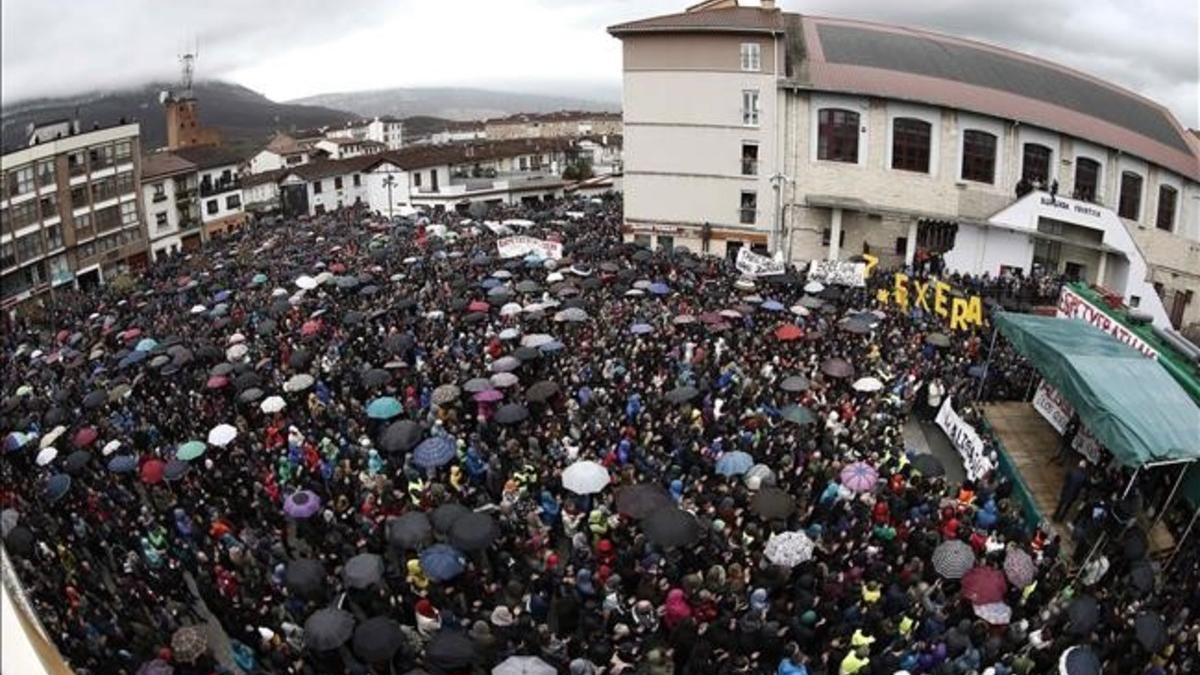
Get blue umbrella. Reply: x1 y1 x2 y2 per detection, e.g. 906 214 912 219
135 338 159 352
648 282 670 295
715 451 754 477
538 340 566 353
4 432 31 452
45 473 71 502
761 299 785 312
419 544 466 581
412 436 457 469
251 273 268 285
119 350 148 368
210 304 229 317
630 323 653 335
366 397 403 420
107 455 139 473
480 278 503 289
213 290 232 303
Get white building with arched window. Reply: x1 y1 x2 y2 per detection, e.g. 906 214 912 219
610 0 1200 330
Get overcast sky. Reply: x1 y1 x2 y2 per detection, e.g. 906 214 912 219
2 0 1196 126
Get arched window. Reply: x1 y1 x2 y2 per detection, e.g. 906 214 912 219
1022 143 1052 184
1118 171 1142 220
961 130 996 183
892 118 932 172
1074 157 1100 203
1156 185 1178 231
817 109 859 163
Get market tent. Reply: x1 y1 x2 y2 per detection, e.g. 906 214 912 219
993 312 1200 467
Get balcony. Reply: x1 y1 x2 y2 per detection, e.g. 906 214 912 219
199 177 240 198
179 218 202 232
175 187 197 201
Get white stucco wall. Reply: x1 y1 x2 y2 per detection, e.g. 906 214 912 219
942 224 1035 277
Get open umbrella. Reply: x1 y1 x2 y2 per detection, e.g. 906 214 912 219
207 423 238 447
285 559 326 599
171 626 208 663
852 376 884 393
615 484 672 519
764 531 815 567
526 380 559 403
490 356 521 373
779 375 810 392
164 458 190 481
430 384 461 406
426 630 477 670
260 396 286 414
45 473 72 501
366 397 403 420
361 368 391 389
35 446 58 466
910 453 946 478
304 608 355 651
562 460 611 495
63 450 91 474
751 487 795 520
774 324 803 341
715 451 754 476
431 503 470 533
380 420 422 454
642 508 701 548
780 404 816 425
491 372 520 388
1127 560 1156 595
926 332 952 348
961 566 1007 605
1003 548 1037 588
1058 646 1101 675
932 540 976 579
1066 594 1099 636
973 602 1013 625
83 389 108 409
840 462 878 492
449 512 499 551
73 426 98 447
413 435 457 468
665 386 700 404
107 455 138 473
820 358 855 379
419 544 467 581
387 512 432 550
494 403 529 425
1134 612 1166 652
284 490 322 519
493 656 557 675
343 553 384 589
353 617 404 663
284 374 315 392
462 377 493 393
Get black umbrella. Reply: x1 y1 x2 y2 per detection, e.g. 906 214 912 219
4 525 34 557
426 630 477 670
289 350 313 370
526 380 560 403
210 363 235 377
448 512 498 551
642 508 701 548
304 608 355 651
431 503 470 533
926 332 952 348
343 310 365 325
513 346 541 362
462 378 492 393
353 617 405 663
615 484 673 519
83 389 107 409
234 372 262 391
839 318 872 335
239 387 264 403
750 487 795 520
379 420 422 454
64 450 92 474
1127 560 1156 595
257 319 277 335
45 473 71 502
361 368 391 389
1059 646 1101 675
1134 613 1166 652
285 559 327 600
494 403 529 425
387 512 433 550
343 553 384 590
1066 594 1099 636
43 407 66 426
164 459 190 481
820 358 855 379
779 375 809 392
665 386 700 404
911 453 946 478
1122 528 1148 561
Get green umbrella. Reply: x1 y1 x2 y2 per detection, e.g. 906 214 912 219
780 404 816 425
366 397 403 420
252 273 268 285
176 440 207 461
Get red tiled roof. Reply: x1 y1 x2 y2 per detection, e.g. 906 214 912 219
140 152 196 180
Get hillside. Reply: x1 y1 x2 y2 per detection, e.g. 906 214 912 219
1 81 356 152
290 86 619 122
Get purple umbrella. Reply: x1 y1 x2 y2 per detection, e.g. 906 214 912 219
284 490 321 519
473 389 504 403
840 462 878 493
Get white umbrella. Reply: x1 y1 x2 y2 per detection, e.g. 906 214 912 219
734 278 756 291
545 272 565 283
271 287 288 297
789 304 811 317
228 333 246 344
314 271 333 285
260 396 286 414
498 327 521 340
190 304 207 315
39 425 66 449
490 372 519 388
284 374 315 392
562 460 611 495
764 531 815 567
295 275 318 290
226 343 249 361
208 423 238 447
852 377 885 393
520 334 554 349
499 303 523 317
804 280 825 294
744 464 777 489
493 656 557 675
102 439 121 456
35 447 58 466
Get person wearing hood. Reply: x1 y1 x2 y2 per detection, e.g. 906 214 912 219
414 598 441 637
663 588 693 630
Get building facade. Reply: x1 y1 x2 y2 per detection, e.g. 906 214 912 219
610 0 1200 330
172 145 248 239
485 111 623 140
140 151 202 260
325 117 405 150
246 132 313 175
2 122 148 309
313 138 386 161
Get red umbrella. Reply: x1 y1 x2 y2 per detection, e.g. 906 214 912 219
329 263 346 273
121 328 142 341
206 375 230 389
73 427 98 447
961 566 1007 605
301 320 322 337
698 312 723 325
140 458 166 485
467 300 490 313
774 324 803 341
56 329 70 343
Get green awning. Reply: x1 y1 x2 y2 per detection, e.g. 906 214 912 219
994 312 1200 468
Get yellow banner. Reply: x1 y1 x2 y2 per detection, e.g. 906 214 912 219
875 273 984 331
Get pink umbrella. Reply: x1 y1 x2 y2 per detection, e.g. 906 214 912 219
473 389 504 403
840 462 878 493
301 320 322 337
961 566 1007 605
467 300 490 313
73 427 98 448
121 328 142 341
206 375 229 390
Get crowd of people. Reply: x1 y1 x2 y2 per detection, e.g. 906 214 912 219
2 196 1197 675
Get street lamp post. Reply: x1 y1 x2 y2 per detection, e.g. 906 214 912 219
382 175 396 221
769 172 790 260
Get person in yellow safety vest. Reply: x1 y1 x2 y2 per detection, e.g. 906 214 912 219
511 464 538 488
851 629 875 649
840 646 871 674
407 476 426 505
861 581 881 604
588 509 609 536
898 615 917 638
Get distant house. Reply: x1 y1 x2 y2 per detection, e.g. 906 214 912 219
484 111 622 140
140 151 202 260
325 117 405 150
172 144 248 238
428 120 487 145
313 137 387 160
246 132 313 175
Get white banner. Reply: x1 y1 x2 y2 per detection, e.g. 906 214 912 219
735 248 785 277
496 236 563 260
1056 287 1158 360
1032 380 1073 434
934 396 995 481
808 259 867 287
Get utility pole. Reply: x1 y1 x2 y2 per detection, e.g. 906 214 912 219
383 175 395 220
769 172 789 260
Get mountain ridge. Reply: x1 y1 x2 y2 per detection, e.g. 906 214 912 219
289 86 619 122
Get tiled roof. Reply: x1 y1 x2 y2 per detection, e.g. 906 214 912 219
608 6 785 35
264 132 307 156
140 152 196 180
171 144 245 170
